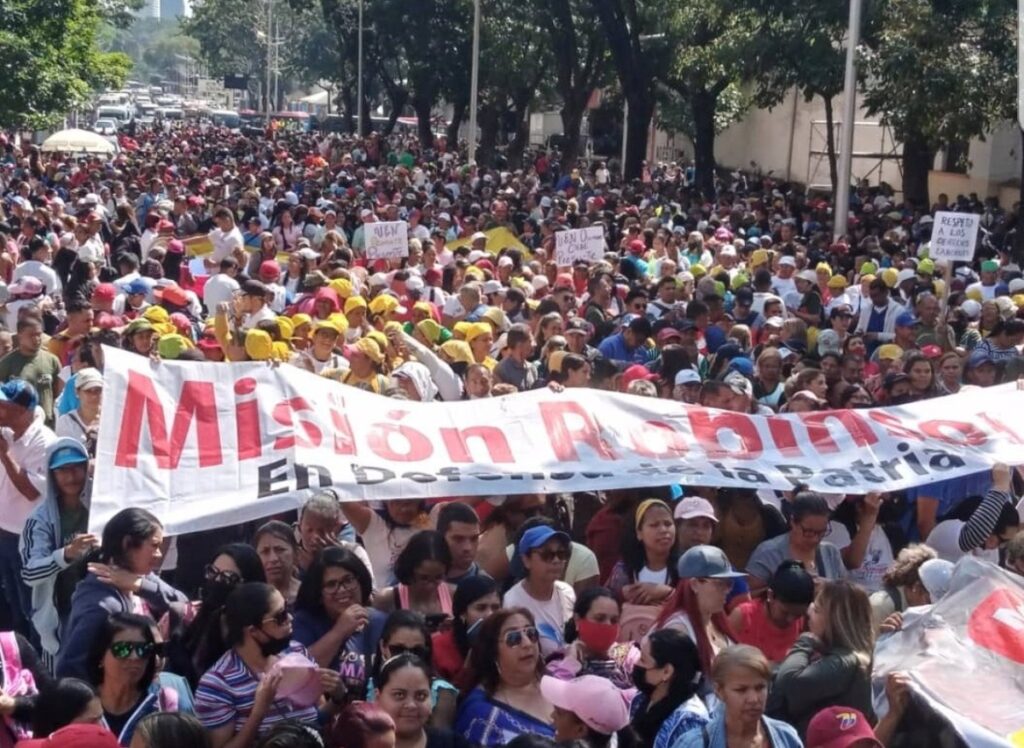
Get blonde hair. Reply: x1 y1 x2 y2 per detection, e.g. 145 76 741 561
711 644 771 684
728 325 751 350
816 580 874 669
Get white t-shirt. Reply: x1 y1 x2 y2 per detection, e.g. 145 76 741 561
12 262 60 296
502 580 576 657
828 524 894 593
0 421 56 533
637 565 670 585
926 519 999 564
359 509 419 587
210 225 244 264
203 273 240 314
241 304 277 332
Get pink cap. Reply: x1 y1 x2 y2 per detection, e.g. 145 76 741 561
674 496 718 523
539 675 632 735
270 652 322 707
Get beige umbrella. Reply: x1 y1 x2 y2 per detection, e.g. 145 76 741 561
40 128 116 155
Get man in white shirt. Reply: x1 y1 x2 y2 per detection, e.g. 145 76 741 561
239 279 277 331
207 207 245 270
0 380 55 638
772 256 798 299
12 238 61 296
203 257 242 314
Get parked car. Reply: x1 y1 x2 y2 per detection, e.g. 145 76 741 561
93 119 118 136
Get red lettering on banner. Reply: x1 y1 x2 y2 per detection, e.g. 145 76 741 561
689 411 762 459
798 411 878 454
541 402 617 461
918 420 987 446
234 377 262 460
868 410 922 441
272 398 323 450
440 426 514 463
367 412 433 461
631 420 688 458
115 370 222 469
978 414 1024 445
765 417 803 457
327 395 358 456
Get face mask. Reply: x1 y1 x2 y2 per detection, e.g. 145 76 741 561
632 664 656 695
577 619 619 654
258 630 292 658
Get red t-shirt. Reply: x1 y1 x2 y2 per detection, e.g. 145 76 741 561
733 599 804 663
587 506 626 584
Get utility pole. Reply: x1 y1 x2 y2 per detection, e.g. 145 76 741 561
357 0 364 136
265 0 273 122
833 0 863 240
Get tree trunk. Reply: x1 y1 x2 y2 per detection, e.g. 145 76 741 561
507 107 530 169
446 97 467 147
339 86 355 133
382 87 407 136
690 89 718 199
412 95 434 149
624 94 654 181
477 104 501 167
823 93 839 195
560 98 587 172
901 131 936 209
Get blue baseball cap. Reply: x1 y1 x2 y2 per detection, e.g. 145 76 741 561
727 357 755 378
0 380 38 411
124 279 149 296
965 349 995 370
49 446 88 470
677 545 746 579
895 312 917 328
518 526 571 557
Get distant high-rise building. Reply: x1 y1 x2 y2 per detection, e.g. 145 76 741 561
136 0 161 18
161 0 192 18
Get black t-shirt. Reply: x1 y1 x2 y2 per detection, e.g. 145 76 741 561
104 694 146 739
426 727 469 748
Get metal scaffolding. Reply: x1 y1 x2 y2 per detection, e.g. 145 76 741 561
807 119 903 194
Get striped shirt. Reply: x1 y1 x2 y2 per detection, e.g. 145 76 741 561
195 643 319 735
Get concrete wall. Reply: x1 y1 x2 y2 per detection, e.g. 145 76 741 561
714 87 1019 203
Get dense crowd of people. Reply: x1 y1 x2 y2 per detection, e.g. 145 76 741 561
0 118 1020 748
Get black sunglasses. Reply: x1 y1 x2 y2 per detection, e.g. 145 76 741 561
204 564 241 586
502 626 539 648
263 608 291 626
109 641 156 660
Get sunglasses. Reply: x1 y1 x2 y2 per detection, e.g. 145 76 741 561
533 548 570 562
109 641 156 660
204 564 241 586
263 608 292 626
502 626 539 648
388 644 429 660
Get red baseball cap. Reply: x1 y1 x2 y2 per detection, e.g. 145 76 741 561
805 706 882 748
627 239 646 255
553 273 574 291
91 283 117 303
259 260 282 281
620 364 658 392
19 723 120 748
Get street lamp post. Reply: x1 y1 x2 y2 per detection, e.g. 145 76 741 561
833 0 863 240
357 0 364 137
265 0 273 122
467 0 481 164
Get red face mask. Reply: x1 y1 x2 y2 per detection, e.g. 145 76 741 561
577 618 619 653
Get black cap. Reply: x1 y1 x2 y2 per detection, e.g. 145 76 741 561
882 372 910 390
241 279 268 297
734 289 754 305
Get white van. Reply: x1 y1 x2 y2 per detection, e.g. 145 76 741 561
96 105 131 126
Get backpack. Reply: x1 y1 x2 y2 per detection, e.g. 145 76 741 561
0 633 37 745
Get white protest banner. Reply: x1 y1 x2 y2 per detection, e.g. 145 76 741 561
873 558 1024 747
92 347 1024 536
556 227 605 265
365 220 409 259
929 211 980 263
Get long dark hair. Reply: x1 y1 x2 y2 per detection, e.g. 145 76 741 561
393 530 451 584
620 500 678 583
468 607 541 693
134 713 212 748
294 546 373 617
86 612 158 689
97 507 162 568
223 582 277 647
564 586 618 644
452 576 499 656
31 678 97 737
370 610 432 687
632 629 702 746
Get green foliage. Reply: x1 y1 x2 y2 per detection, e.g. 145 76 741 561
182 0 268 78
0 0 135 128
656 82 750 137
860 0 1016 150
